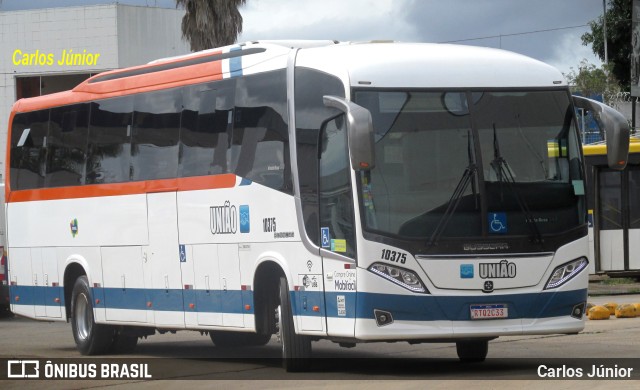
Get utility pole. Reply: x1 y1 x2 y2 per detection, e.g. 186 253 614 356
603 0 609 66
602 0 609 106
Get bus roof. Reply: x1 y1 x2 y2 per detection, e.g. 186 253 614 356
296 41 567 89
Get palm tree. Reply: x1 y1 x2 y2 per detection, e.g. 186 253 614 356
176 0 246 52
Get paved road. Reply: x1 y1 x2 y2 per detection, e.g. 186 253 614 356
1 294 639 389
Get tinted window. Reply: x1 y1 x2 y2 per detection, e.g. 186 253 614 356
131 89 181 181
180 80 235 177
10 112 29 190
10 72 294 192
232 71 290 192
10 110 49 190
598 169 622 230
46 104 89 187
630 167 640 229
231 109 288 190
86 97 133 184
294 67 345 245
319 115 356 258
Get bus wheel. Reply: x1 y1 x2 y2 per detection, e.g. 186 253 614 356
276 276 311 371
456 340 488 362
210 331 271 347
71 276 113 355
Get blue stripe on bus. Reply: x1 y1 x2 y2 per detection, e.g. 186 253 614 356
10 285 64 306
98 287 254 314
10 285 586 321
324 291 357 318
353 288 587 321
229 47 243 77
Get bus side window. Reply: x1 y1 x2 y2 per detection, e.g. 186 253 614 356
232 121 287 191
179 81 234 178
9 113 29 190
86 97 133 184
232 70 290 193
10 110 49 190
131 89 181 181
47 104 89 187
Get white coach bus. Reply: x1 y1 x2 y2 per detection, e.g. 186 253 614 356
5 41 629 371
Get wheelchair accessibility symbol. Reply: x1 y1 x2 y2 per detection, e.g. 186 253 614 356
321 227 331 248
179 244 186 262
488 212 507 234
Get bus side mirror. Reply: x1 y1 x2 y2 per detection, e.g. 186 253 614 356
323 95 375 170
573 96 630 170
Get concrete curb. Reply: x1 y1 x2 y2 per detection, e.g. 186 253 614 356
588 282 640 296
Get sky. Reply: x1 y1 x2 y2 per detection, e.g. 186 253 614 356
238 0 606 76
0 0 607 75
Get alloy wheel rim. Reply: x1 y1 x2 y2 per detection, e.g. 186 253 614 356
75 293 91 340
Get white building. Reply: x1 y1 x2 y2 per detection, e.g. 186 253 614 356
0 3 190 181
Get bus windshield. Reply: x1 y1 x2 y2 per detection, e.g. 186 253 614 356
355 90 584 241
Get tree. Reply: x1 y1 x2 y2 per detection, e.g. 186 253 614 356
581 0 632 90
176 0 246 52
565 59 620 97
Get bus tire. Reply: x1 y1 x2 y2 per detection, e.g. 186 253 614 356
71 276 113 355
456 340 488 362
277 276 311 371
210 331 271 347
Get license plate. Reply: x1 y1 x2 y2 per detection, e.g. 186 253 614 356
470 304 508 320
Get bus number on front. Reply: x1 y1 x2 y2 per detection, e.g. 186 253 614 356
381 249 406 264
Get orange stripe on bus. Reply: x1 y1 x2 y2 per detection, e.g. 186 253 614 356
74 57 225 95
11 51 226 113
7 174 237 203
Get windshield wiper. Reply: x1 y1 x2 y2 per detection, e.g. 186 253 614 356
428 130 478 246
491 125 544 246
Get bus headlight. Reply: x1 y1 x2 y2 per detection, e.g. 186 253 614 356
544 257 588 290
368 263 428 293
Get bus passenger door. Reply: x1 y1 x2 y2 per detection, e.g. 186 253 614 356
146 192 185 327
596 166 640 273
597 169 624 272
629 166 640 271
319 114 357 338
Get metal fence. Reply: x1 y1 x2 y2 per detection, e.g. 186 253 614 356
575 92 638 144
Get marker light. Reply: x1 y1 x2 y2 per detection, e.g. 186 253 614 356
544 257 588 290
368 263 428 293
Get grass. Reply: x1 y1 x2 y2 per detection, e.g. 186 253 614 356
599 277 639 285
